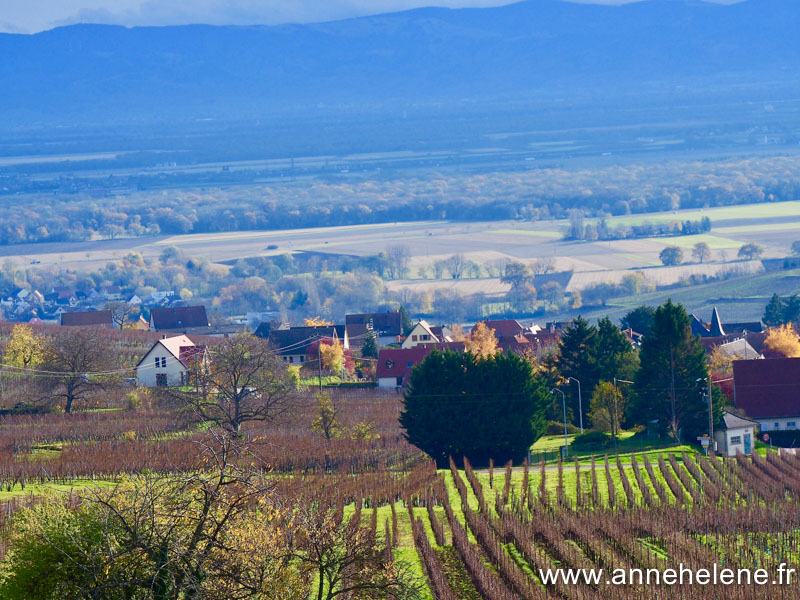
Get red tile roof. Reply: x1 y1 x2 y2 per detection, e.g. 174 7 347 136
733 358 800 419
474 319 525 341
376 347 436 380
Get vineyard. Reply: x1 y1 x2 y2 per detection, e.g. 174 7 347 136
396 451 800 599
0 369 799 598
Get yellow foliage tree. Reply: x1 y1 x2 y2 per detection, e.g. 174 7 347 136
304 317 333 326
319 340 345 373
465 321 499 360
2 324 44 368
708 346 734 378
764 324 800 358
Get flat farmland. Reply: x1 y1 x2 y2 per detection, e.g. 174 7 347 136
2 201 800 283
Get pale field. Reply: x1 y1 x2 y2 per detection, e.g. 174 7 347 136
1 201 798 289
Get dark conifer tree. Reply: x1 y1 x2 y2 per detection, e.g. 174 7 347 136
630 299 715 442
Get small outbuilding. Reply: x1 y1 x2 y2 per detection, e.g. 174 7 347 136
714 411 759 456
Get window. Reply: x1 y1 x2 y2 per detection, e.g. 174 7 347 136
155 356 159 368
289 356 294 364
161 357 166 368
775 422 781 429
300 356 305 363
422 334 429 340
412 335 418 341
730 435 742 445
407 361 413 367
789 422 797 428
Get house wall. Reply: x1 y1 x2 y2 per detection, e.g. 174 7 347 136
378 334 397 347
280 353 308 366
756 417 800 432
136 347 187 387
401 325 435 349
714 426 755 456
378 376 401 389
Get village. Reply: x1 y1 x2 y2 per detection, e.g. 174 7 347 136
5 287 799 460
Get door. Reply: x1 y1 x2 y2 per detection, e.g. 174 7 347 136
744 433 752 455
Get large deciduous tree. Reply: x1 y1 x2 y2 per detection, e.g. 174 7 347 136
629 299 715 442
185 332 298 433
41 328 112 413
400 350 548 466
659 246 684 266
2 323 44 368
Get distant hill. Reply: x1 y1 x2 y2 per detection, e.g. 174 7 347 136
2 0 799 128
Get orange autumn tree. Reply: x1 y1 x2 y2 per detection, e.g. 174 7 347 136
465 322 499 360
764 324 800 358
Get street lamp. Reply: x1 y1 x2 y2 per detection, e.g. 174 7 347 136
551 388 568 457
566 376 583 434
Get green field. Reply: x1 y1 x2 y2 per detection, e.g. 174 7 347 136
597 200 800 228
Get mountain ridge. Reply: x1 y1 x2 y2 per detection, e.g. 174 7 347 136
2 0 799 129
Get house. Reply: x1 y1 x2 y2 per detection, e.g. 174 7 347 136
127 295 143 306
733 358 800 432
101 286 122 301
377 347 435 388
700 336 762 360
714 411 759 456
256 325 349 365
401 320 452 349
149 306 210 332
691 307 763 338
377 342 467 388
136 335 207 387
346 311 403 347
60 310 114 329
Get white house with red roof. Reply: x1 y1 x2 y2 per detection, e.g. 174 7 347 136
401 320 452 349
135 335 207 387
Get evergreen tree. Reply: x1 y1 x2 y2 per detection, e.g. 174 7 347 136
630 299 715 442
361 326 379 359
620 305 655 336
596 317 639 381
556 317 600 428
398 305 414 336
400 351 548 466
764 293 785 327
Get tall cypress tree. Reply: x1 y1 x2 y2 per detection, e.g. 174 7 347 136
557 317 600 428
630 299 713 442
763 293 785 327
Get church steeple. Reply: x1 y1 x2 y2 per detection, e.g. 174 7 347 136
710 307 725 337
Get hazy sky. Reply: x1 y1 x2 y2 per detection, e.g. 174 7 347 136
0 0 646 33
0 0 740 34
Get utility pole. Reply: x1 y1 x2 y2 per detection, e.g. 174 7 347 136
708 375 714 453
317 337 322 391
551 388 568 458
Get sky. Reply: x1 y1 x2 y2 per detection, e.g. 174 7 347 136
0 0 651 34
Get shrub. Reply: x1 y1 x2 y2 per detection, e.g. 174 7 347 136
571 430 612 450
546 420 580 436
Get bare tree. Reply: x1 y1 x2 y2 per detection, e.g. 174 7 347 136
41 328 112 413
385 245 411 279
3 434 309 600
184 332 298 434
293 503 424 600
107 300 135 330
432 259 447 279
444 254 467 279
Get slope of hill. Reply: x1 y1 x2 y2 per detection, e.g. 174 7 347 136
1 0 799 128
